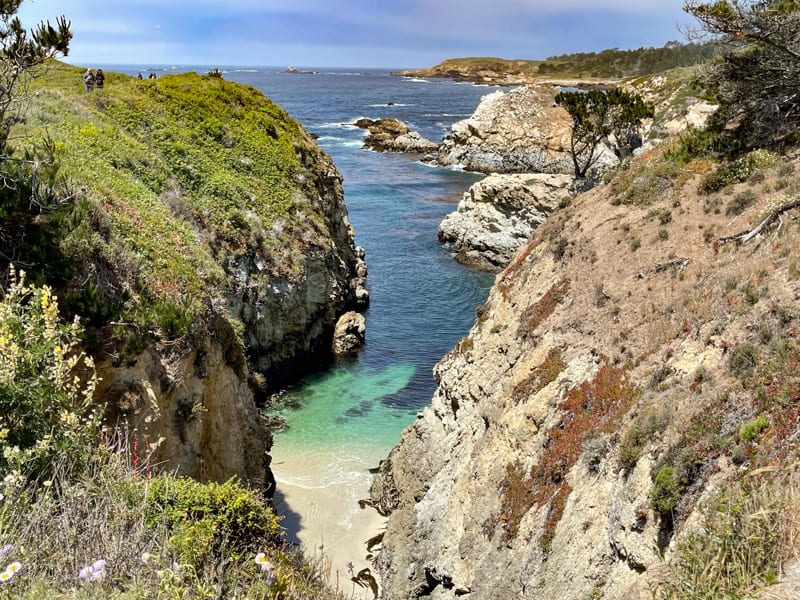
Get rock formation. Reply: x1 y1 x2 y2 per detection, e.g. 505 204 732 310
435 84 618 175
438 173 576 270
372 148 800 598
356 118 439 154
332 311 367 355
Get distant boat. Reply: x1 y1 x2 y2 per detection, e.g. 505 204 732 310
285 66 317 75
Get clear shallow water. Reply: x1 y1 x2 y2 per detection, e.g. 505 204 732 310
102 65 498 536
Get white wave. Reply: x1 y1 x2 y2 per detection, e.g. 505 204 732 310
423 113 470 118
233 69 259 73
317 121 362 130
408 78 430 83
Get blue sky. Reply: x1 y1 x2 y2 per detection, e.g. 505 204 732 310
18 0 693 69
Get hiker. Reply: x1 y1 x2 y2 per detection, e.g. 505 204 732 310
148 72 156 79
137 72 143 80
83 68 95 92
95 69 105 90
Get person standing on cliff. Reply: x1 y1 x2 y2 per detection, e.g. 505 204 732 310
94 68 105 90
83 68 95 92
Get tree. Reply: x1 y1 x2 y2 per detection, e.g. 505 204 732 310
683 0 800 149
555 89 653 178
0 1 71 150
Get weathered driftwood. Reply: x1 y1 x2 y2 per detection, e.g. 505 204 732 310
718 197 800 244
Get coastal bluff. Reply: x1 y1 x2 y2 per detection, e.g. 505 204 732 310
372 142 800 598
14 63 367 486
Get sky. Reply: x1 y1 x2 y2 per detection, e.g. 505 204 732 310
17 0 695 69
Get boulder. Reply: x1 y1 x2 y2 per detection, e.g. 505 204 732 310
357 118 439 154
439 173 576 270
332 311 366 355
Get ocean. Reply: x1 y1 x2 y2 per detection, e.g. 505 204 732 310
103 64 500 579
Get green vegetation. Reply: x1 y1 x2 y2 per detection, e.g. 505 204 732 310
3 58 325 359
539 42 718 79
685 0 800 151
0 274 338 599
409 42 717 81
555 89 653 178
655 467 798 599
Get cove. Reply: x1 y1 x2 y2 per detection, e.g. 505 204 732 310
226 68 497 584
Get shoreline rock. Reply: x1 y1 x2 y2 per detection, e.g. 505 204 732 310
355 117 439 154
439 173 577 270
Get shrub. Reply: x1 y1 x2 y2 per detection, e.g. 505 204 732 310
141 476 282 567
651 466 681 516
654 466 799 599
725 189 757 216
729 344 759 379
739 414 770 443
0 268 101 478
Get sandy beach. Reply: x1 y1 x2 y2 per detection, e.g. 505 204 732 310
271 443 388 599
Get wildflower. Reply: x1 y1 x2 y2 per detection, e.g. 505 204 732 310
3 474 14 485
0 545 12 559
6 562 20 574
254 552 268 566
0 570 12 582
140 552 153 565
79 559 106 582
263 564 276 586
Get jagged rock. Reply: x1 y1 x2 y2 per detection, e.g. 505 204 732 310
436 84 618 176
357 118 439 153
332 311 366 355
438 173 576 270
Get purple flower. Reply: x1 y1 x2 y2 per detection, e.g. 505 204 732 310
0 545 12 559
79 559 107 582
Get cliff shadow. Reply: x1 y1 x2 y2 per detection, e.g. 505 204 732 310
271 488 303 546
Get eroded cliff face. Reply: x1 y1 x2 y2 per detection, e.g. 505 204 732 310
373 150 800 598
229 143 368 391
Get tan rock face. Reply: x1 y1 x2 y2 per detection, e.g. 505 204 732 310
436 85 585 174
96 339 268 487
372 152 800 599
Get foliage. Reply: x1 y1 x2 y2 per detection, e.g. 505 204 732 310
140 476 282 567
0 268 100 478
0 1 71 150
698 149 778 193
654 466 798 599
555 89 653 178
3 60 324 358
684 0 800 150
0 446 337 599
511 347 566 404
618 404 672 472
651 466 682 516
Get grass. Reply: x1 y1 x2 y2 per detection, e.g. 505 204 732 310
654 465 800 599
0 445 346 600
10 60 331 357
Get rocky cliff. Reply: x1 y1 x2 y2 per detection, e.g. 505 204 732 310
435 84 618 175
438 173 575 271
8 64 366 484
373 142 800 598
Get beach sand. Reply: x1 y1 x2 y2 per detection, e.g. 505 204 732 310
271 444 387 599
